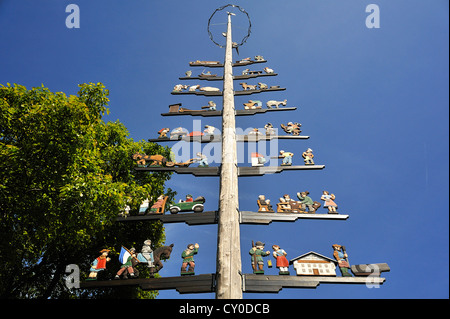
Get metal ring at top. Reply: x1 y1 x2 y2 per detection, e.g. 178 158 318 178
207 4 251 48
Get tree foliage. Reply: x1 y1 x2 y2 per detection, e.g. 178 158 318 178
0 83 175 298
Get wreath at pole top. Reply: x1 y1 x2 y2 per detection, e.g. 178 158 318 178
207 4 252 48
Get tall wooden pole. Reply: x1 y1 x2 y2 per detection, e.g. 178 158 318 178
215 12 242 299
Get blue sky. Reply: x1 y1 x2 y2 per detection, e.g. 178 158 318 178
0 0 448 299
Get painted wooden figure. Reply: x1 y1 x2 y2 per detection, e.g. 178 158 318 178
264 123 275 135
266 99 287 108
138 239 154 268
158 128 170 138
181 243 199 275
243 100 262 109
272 245 290 275
296 191 320 213
332 244 353 277
280 122 302 135
302 148 315 165
115 247 137 279
279 150 294 166
263 67 274 74
257 195 274 213
250 241 270 274
201 101 217 110
173 84 188 92
87 249 111 280
170 127 188 139
321 191 338 214
203 125 217 135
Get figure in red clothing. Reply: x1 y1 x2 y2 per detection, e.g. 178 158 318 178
87 249 111 280
272 245 290 275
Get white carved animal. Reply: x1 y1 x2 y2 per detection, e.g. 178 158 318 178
263 67 274 74
266 99 287 108
199 86 220 92
189 85 200 91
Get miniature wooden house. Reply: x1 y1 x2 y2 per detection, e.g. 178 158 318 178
251 152 266 167
289 251 338 276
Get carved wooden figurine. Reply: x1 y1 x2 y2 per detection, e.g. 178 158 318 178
87 249 111 280
133 153 169 167
203 125 217 135
266 99 287 108
115 246 137 279
257 195 274 213
199 70 217 78
272 245 290 275
250 241 270 274
264 123 275 135
332 244 353 277
137 239 154 269
199 86 220 92
194 152 209 167
302 148 315 165
170 127 188 139
158 128 170 138
240 82 258 90
190 60 220 65
243 100 262 109
321 191 338 214
150 195 169 214
296 191 321 213
189 84 201 91
125 242 174 276
201 101 216 110
280 122 302 135
277 194 301 213
181 243 199 275
173 84 188 92
149 244 174 275
279 150 294 166
248 128 262 136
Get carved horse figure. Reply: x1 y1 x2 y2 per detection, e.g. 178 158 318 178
123 244 174 277
151 244 174 275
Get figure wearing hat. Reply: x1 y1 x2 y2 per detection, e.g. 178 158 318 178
195 152 209 167
332 244 353 277
115 247 137 279
88 249 111 280
181 243 199 275
297 191 316 213
158 128 170 139
302 148 315 165
279 150 294 166
250 241 270 274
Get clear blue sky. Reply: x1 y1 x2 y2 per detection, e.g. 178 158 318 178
1 0 448 299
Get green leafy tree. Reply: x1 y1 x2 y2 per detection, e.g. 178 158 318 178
0 83 175 298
